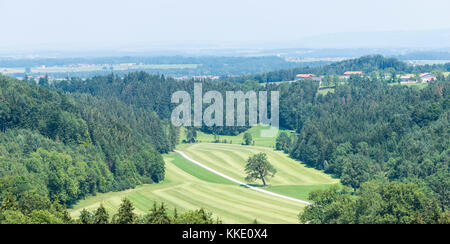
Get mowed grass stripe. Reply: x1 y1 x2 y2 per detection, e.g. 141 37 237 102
196 184 303 221
182 143 338 186
151 186 205 211
167 152 236 185
167 186 274 223
266 151 334 184
185 148 242 180
195 183 302 213
170 183 302 223
193 148 240 168
268 184 337 201
70 152 307 223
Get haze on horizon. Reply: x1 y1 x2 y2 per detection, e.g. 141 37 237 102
1 0 450 51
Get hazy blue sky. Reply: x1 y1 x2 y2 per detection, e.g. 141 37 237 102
1 0 450 50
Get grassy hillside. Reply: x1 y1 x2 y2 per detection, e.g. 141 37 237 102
70 142 338 223
70 151 308 223
181 143 338 187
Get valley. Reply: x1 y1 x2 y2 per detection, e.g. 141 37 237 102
70 140 338 224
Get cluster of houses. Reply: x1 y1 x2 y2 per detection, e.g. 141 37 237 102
295 71 437 84
399 73 437 84
295 73 322 81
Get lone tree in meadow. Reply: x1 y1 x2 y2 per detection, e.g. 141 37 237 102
245 153 276 186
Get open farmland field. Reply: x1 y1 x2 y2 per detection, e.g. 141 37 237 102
70 143 338 224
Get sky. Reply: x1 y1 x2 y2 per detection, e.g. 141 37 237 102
1 0 450 50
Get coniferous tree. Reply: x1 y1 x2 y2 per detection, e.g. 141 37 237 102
93 204 109 224
185 127 197 143
112 198 136 224
79 209 93 224
168 123 180 150
146 202 172 224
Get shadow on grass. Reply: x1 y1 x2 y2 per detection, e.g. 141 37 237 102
239 183 267 188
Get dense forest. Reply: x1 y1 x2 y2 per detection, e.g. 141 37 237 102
277 76 449 207
270 64 449 222
54 72 260 135
299 181 449 224
0 74 171 212
1 55 449 223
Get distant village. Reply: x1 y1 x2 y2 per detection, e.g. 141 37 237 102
289 71 437 85
399 73 437 84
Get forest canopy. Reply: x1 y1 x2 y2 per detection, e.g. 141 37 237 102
0 75 169 208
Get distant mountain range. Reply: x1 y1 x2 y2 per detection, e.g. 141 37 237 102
293 29 450 49
1 29 450 59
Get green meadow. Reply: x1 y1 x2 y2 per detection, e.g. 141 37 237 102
70 128 339 224
190 124 294 148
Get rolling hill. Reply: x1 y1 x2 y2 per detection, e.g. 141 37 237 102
69 142 338 223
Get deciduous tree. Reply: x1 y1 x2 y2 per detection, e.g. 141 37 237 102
244 153 276 186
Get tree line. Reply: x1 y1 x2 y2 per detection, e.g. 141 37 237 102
0 74 172 208
0 193 220 224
